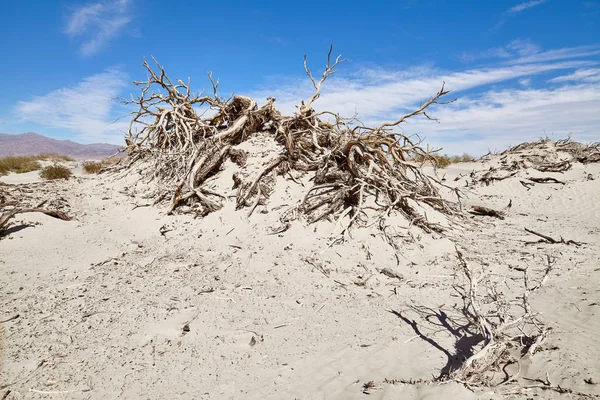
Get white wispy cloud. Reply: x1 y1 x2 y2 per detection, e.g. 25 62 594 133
64 0 132 56
459 39 540 63
549 68 600 83
403 83 600 155
460 41 600 66
508 44 600 64
506 38 541 56
507 0 549 13
15 69 129 144
494 1 549 30
245 42 600 155
15 41 598 153
519 78 532 86
248 60 594 118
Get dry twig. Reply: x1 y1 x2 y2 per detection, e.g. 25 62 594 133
524 228 583 246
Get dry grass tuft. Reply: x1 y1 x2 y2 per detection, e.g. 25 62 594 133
83 161 103 174
0 154 76 176
414 153 476 168
458 153 476 162
0 156 42 175
37 153 75 162
413 153 452 168
437 153 477 167
39 164 72 180
434 154 452 168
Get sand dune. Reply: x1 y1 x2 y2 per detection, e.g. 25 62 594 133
1 142 599 399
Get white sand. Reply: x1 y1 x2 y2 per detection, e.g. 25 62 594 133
1 149 599 399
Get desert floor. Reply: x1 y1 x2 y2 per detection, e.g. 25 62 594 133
1 146 599 399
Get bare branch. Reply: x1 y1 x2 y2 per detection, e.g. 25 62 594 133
300 44 347 114
374 82 455 134
447 248 551 386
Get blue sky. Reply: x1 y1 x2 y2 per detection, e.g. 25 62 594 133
0 0 598 155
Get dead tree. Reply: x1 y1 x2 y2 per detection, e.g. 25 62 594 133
448 249 552 387
123 46 457 232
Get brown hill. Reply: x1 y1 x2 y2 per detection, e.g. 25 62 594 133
0 132 121 159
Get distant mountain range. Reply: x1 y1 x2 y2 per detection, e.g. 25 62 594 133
0 132 122 159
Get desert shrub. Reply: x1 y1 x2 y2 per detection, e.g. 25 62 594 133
411 153 476 168
101 155 127 167
459 153 476 162
39 164 72 180
411 154 427 163
447 153 476 164
83 161 103 174
37 153 75 162
433 154 452 168
0 154 76 176
411 153 452 168
0 156 42 175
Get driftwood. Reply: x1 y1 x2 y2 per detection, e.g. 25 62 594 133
123 46 458 232
524 228 583 246
0 208 71 232
519 180 534 190
471 205 505 219
471 200 511 219
534 160 571 173
528 177 565 185
478 170 518 186
506 373 600 398
378 267 404 281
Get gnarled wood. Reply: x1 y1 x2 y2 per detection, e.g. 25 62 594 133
123 47 457 231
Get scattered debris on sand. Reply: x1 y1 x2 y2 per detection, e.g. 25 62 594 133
1 49 599 399
470 138 599 187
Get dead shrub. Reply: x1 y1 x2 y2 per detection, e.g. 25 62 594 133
122 48 458 232
393 250 553 388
